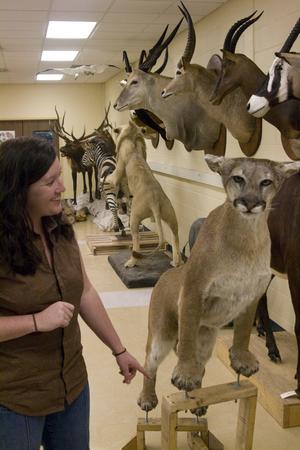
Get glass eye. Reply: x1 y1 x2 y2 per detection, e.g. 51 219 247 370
232 175 244 184
260 179 272 187
176 70 181 76
130 80 138 85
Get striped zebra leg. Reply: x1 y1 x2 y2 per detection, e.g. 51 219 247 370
102 182 125 233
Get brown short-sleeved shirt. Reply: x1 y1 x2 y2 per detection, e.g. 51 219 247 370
0 223 88 416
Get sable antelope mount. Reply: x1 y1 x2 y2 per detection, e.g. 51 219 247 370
161 2 262 157
210 11 300 160
247 17 300 117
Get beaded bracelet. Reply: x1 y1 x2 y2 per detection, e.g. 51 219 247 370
112 347 127 357
32 314 38 332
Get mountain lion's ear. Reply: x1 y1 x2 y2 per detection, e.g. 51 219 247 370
275 161 300 179
204 154 225 174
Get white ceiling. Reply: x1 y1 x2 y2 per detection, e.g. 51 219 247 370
0 0 227 84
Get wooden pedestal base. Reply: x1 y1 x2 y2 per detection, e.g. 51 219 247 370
123 380 257 450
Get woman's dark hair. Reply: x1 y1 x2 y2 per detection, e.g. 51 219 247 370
0 136 74 275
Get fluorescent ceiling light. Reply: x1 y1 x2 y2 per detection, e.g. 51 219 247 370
37 74 64 81
41 50 78 61
46 21 97 39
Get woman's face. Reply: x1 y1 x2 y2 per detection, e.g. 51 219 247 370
26 157 65 224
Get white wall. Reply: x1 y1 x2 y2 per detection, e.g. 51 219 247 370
104 0 300 333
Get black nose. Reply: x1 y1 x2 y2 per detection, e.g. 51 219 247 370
246 103 250 111
234 197 266 212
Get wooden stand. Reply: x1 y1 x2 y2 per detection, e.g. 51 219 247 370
123 380 257 450
86 231 164 255
216 331 300 427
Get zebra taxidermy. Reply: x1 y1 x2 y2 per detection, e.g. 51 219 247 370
82 137 130 234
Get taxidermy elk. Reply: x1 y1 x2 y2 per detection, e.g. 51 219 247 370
52 106 113 205
210 11 300 160
114 18 226 155
211 12 300 395
247 17 300 117
161 2 262 157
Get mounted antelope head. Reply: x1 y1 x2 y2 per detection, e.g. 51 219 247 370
161 2 262 157
114 11 225 154
210 11 300 160
247 18 300 117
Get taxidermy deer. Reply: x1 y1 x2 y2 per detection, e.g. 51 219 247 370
210 11 300 160
106 121 182 268
247 17 300 117
138 155 300 414
161 2 262 157
114 19 226 154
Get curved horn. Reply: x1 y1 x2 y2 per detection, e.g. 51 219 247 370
123 50 132 73
230 11 263 53
139 50 147 66
149 24 169 55
223 11 257 51
140 18 183 72
155 48 168 74
178 1 195 63
280 17 300 52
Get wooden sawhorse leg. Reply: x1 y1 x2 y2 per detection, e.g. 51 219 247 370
161 380 257 450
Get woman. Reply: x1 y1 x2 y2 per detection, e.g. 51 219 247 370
0 137 148 450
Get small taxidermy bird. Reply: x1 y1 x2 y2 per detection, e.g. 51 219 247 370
37 64 119 80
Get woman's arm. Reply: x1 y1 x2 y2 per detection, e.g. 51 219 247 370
79 256 149 383
0 315 36 342
0 301 75 342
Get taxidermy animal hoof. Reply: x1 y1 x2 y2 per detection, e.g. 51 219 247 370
268 348 282 363
229 348 259 377
137 391 158 412
124 258 136 268
190 406 208 417
171 362 203 391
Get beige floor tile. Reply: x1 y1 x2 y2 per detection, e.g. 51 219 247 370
75 219 300 450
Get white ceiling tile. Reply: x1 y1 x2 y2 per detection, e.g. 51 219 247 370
49 11 105 21
51 0 113 12
0 0 51 10
96 22 146 33
0 11 48 21
102 13 159 25
0 29 44 39
0 38 43 51
108 1 172 14
0 22 46 32
91 29 138 40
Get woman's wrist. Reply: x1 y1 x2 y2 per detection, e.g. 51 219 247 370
112 347 127 357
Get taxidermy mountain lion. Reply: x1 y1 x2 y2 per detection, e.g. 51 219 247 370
138 154 300 414
107 121 181 268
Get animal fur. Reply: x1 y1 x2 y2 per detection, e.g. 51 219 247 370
106 121 181 268
138 155 300 414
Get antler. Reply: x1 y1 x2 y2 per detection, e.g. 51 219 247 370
280 17 300 52
178 1 196 64
52 106 72 142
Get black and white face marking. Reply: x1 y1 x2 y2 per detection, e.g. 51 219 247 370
247 57 290 117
